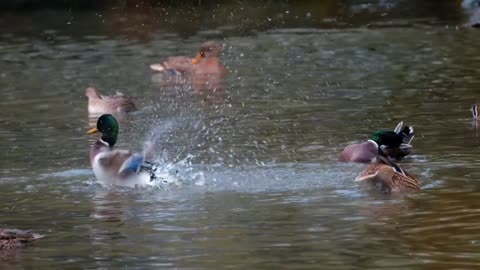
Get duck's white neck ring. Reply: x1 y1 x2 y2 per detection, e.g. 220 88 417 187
99 138 110 147
367 139 379 148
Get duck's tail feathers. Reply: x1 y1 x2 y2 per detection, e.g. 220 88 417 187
401 126 414 144
393 121 414 143
394 121 403 133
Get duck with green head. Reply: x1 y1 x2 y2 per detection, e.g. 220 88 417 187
339 122 414 163
87 114 157 187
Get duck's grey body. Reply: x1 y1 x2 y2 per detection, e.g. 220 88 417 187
90 139 152 188
339 140 378 163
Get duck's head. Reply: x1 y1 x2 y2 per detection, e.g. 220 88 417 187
370 130 403 148
87 114 119 147
192 41 222 64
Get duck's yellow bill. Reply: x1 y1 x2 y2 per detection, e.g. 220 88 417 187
87 127 99 134
192 53 203 64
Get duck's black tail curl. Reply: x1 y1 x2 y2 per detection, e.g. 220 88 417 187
401 126 414 144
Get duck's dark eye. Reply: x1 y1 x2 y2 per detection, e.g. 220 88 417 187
200 51 206 57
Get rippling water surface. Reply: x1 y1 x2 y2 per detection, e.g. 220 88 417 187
2 1 480 269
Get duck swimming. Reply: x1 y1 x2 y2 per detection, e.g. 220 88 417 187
150 41 227 78
381 122 414 160
339 121 414 163
85 87 136 115
355 154 420 194
87 114 158 188
0 229 43 249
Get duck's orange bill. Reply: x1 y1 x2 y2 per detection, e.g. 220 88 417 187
87 127 99 134
192 53 203 64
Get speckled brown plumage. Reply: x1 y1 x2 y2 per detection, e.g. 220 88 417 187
0 229 43 249
356 162 420 194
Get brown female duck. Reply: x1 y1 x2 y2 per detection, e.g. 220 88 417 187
150 41 226 78
355 156 420 193
0 229 43 249
85 87 136 115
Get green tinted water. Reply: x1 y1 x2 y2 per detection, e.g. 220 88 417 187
1 1 480 269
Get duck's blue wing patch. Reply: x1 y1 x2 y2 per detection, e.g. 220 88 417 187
119 154 145 174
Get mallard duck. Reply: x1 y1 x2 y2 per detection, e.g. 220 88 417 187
0 229 43 249
87 114 158 188
381 122 414 160
150 41 226 77
85 87 136 115
355 155 420 193
339 121 414 163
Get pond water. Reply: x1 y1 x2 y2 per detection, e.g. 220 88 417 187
2 1 480 269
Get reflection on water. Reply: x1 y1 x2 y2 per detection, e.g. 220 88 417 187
2 0 480 269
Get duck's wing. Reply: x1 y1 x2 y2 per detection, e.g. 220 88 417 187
96 148 158 181
392 172 420 191
119 153 145 174
97 149 134 174
357 163 384 179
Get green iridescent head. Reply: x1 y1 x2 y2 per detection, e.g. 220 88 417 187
370 130 403 148
87 114 119 147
